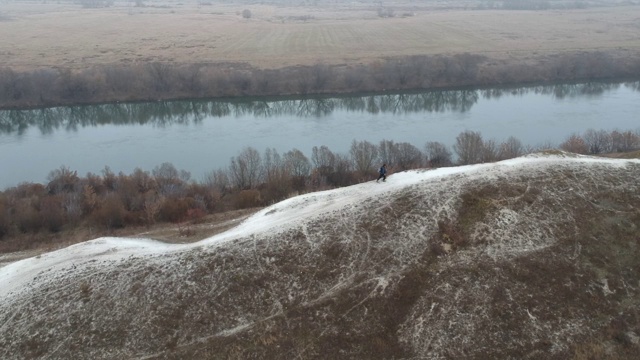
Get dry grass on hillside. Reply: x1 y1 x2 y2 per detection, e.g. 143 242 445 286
0 208 261 268
600 150 640 159
1 155 639 359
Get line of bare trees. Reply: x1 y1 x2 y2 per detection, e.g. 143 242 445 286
2 127 638 252
2 50 639 109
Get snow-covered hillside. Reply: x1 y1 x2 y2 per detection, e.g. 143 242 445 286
1 153 639 359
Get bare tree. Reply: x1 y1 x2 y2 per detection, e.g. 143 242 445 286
425 141 453 167
395 142 423 170
378 139 398 168
131 168 156 194
153 162 186 196
145 62 173 94
311 145 337 175
229 147 262 189
559 133 589 154
453 130 484 165
583 128 611 154
143 192 163 226
480 139 499 163
311 63 332 92
263 148 285 183
46 166 80 194
204 168 230 194
610 130 639 152
330 153 354 187
350 139 378 175
261 148 292 201
283 149 311 177
498 136 524 160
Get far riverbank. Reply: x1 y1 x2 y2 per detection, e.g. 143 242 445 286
2 50 640 110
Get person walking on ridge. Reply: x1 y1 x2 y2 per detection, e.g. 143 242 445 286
377 164 387 182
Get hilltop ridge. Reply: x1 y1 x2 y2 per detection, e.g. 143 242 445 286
1 153 639 359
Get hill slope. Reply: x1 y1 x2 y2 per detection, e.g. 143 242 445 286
1 153 639 359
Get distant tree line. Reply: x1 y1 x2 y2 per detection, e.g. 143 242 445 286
1 128 638 252
1 51 639 109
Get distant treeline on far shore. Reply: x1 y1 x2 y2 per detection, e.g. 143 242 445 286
1 127 639 252
2 50 640 109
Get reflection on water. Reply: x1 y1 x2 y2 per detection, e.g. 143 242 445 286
1 82 635 136
1 80 638 190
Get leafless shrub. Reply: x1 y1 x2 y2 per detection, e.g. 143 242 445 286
326 154 355 187
82 185 99 215
131 168 156 194
235 189 262 209
350 139 378 176
14 199 41 234
394 142 424 170
311 145 337 176
560 133 589 154
498 136 524 160
480 139 499 163
583 128 611 154
204 168 231 194
229 147 262 190
283 149 311 177
454 130 484 165
242 9 252 19
91 194 126 230
425 141 453 168
159 197 192 223
153 162 188 196
0 200 8 238
378 139 398 169
39 196 65 233
102 166 117 191
610 130 639 152
310 64 332 92
46 166 79 194
143 192 163 226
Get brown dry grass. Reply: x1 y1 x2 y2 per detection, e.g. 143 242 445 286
600 150 640 159
0 207 261 267
1 1 639 71
130 207 261 243
1 156 639 359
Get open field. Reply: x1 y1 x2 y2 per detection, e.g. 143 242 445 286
1 1 640 71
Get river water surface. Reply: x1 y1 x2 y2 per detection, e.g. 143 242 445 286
1 81 638 189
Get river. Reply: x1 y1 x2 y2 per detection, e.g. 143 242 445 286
1 81 638 190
